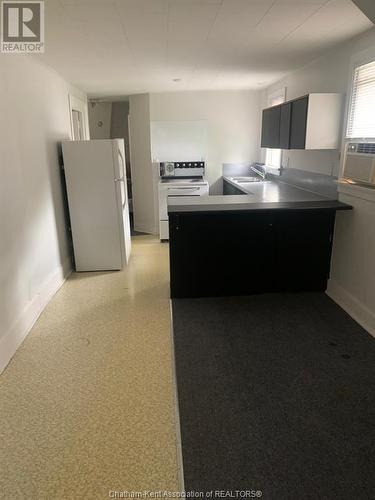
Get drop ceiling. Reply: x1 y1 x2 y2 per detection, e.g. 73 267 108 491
40 0 373 97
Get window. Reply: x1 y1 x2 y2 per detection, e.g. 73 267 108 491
347 60 375 139
265 88 285 168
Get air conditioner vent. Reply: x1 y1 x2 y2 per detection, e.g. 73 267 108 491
357 143 375 154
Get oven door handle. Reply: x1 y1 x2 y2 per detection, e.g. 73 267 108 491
167 187 201 193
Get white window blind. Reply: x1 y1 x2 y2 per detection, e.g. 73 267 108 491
347 60 375 139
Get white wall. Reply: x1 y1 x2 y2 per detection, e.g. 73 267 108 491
0 55 87 373
110 101 131 177
88 101 112 139
263 28 375 177
264 27 375 337
150 120 208 163
328 185 375 337
149 90 261 194
128 94 156 234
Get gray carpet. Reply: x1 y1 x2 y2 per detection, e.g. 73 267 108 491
172 293 375 499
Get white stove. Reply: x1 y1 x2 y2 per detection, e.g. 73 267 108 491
158 163 209 240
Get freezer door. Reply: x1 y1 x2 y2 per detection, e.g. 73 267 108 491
114 140 127 206
112 139 131 265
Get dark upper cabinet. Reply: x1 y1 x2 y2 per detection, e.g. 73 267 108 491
261 105 281 149
279 102 292 149
289 96 309 149
260 93 341 150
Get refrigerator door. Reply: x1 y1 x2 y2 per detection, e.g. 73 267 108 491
62 140 124 271
112 139 131 265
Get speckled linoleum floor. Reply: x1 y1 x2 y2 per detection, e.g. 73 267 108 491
0 236 181 499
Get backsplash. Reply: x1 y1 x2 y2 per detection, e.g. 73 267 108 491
223 162 338 199
270 167 338 199
222 162 252 177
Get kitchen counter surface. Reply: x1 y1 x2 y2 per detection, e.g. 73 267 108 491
168 176 352 213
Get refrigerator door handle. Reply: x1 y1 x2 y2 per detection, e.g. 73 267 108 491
118 149 125 178
115 177 126 208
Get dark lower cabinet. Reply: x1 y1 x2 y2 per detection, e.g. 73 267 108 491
169 209 336 298
274 211 334 291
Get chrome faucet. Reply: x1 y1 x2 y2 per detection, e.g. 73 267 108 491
250 164 266 180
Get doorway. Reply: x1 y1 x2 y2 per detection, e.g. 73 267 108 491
71 109 84 140
68 94 89 141
88 99 135 231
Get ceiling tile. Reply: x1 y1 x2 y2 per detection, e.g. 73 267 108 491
38 0 374 96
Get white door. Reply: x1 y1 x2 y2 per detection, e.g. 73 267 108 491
72 110 86 140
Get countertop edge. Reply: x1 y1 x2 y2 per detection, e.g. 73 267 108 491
168 200 352 214
167 177 353 213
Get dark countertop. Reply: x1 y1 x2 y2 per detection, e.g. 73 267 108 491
168 177 352 213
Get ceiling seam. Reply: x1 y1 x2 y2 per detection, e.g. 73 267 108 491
113 1 142 82
276 0 331 46
189 0 224 89
166 1 171 75
214 0 277 89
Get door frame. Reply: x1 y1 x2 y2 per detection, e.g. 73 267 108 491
68 94 90 140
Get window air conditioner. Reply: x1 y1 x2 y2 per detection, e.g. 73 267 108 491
342 143 375 185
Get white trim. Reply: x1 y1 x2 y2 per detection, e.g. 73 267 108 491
0 257 72 374
327 279 375 339
267 86 286 106
337 181 375 203
263 87 286 170
346 59 375 140
68 94 90 140
168 300 185 492
339 47 375 178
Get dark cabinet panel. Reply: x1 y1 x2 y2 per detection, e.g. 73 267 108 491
169 209 337 298
290 96 309 149
169 212 275 298
274 211 335 291
223 180 245 195
261 106 281 149
279 102 292 149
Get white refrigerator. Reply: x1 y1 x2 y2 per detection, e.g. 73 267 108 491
62 139 131 271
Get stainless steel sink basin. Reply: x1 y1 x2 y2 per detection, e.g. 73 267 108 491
230 176 269 183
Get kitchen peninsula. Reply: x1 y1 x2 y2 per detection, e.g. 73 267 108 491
168 177 352 298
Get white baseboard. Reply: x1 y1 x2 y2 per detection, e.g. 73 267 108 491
326 279 375 339
0 257 72 374
133 224 158 235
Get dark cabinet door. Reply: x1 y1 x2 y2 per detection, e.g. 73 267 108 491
168 209 337 298
273 211 335 291
169 212 275 298
279 102 292 149
290 96 309 149
261 105 281 149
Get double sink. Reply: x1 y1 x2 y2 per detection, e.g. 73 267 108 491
228 176 270 185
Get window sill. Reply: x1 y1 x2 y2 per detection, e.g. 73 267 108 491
338 180 375 203
264 165 282 176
